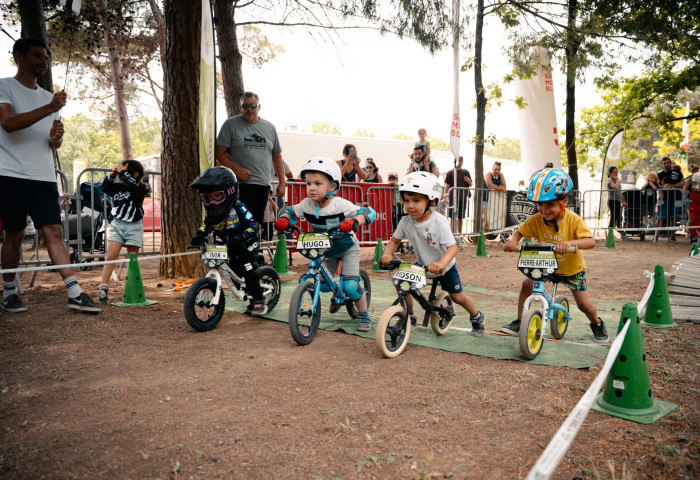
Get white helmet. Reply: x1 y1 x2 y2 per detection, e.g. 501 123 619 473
300 156 342 189
399 171 444 202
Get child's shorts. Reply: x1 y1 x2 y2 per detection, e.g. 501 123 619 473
108 218 143 248
551 269 588 291
436 264 463 294
322 242 360 277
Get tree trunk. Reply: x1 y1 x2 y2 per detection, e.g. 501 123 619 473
214 0 244 117
473 0 486 226
95 0 134 160
565 0 580 190
160 0 202 278
17 0 52 92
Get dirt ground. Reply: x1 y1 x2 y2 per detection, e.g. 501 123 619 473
1 237 699 480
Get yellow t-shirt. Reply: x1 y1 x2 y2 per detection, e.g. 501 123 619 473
518 209 592 276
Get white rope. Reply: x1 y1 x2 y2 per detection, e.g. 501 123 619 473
525 318 631 480
0 251 199 275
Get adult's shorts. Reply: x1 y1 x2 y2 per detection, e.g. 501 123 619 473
0 176 61 231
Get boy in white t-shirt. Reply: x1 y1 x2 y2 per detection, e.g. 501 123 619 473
379 172 486 335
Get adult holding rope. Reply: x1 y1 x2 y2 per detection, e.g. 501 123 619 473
0 38 100 313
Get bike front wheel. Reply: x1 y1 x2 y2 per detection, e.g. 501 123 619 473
430 291 454 335
183 277 225 332
519 308 544 360
550 296 570 340
376 305 411 358
346 268 372 319
289 280 321 346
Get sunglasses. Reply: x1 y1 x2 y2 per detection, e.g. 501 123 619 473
200 191 226 206
241 103 258 110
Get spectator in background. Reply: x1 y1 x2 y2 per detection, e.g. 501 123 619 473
544 162 554 169
640 172 659 225
408 145 439 176
482 161 507 231
363 157 383 183
606 166 627 240
687 165 700 245
415 128 432 166
444 155 472 234
657 156 684 242
215 91 286 225
338 143 367 182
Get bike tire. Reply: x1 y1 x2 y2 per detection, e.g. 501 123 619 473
430 290 454 335
257 266 281 312
346 268 372 319
289 280 321 346
519 308 544 360
550 296 570 340
376 305 411 358
183 277 225 332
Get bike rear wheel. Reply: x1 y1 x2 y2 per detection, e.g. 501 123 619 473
346 268 372 319
183 277 225 332
550 296 569 340
519 308 544 359
430 291 454 335
376 305 411 358
257 266 281 312
289 280 321 345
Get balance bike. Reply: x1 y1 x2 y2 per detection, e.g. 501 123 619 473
286 226 371 346
375 259 455 358
183 239 282 332
514 244 576 359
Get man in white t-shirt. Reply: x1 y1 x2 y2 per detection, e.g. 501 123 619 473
0 38 100 314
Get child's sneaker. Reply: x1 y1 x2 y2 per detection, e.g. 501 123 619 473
357 312 371 332
1 294 28 313
329 301 342 314
590 318 609 343
97 285 109 303
470 310 486 336
249 301 268 316
500 319 520 335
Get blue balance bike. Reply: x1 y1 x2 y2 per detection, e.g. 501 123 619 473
287 226 371 346
515 244 576 359
375 259 455 358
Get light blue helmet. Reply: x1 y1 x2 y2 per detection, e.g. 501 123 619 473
527 168 572 202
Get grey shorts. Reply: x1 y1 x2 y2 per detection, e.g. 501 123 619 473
322 241 360 278
108 218 143 247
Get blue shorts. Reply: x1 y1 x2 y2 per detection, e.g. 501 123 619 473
108 218 143 247
436 264 463 294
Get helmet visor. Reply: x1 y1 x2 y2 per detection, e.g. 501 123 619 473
200 191 226 206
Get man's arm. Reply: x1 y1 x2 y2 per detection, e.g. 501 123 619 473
272 153 286 198
215 145 252 181
0 90 66 133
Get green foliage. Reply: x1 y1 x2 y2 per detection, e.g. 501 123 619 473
307 124 341 135
352 129 375 138
392 133 414 141
430 137 450 152
484 137 522 161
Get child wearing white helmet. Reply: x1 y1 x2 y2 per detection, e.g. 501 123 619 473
379 172 486 335
502 168 608 343
275 157 376 331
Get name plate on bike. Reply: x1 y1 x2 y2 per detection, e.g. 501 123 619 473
297 233 331 259
392 263 427 290
203 244 228 260
517 247 558 277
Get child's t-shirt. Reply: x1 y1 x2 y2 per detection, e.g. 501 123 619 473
291 197 361 257
102 171 147 222
393 211 456 275
518 209 592 276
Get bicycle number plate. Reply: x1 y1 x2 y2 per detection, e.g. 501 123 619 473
297 233 331 259
392 263 427 290
203 245 228 260
517 248 558 279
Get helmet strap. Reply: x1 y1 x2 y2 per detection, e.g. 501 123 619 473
314 184 339 218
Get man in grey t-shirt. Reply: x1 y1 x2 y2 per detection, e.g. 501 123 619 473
215 91 286 224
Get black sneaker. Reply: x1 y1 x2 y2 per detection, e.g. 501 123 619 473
329 301 342 314
250 301 268 316
500 319 520 335
590 319 609 343
1 294 29 313
470 310 486 336
67 292 101 313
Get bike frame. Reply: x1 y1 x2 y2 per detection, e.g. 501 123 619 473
522 280 569 327
392 279 447 327
305 256 351 312
202 258 276 307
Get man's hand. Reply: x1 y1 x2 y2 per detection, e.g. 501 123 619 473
275 181 286 199
427 261 444 275
48 90 67 113
235 166 252 182
275 217 290 232
340 219 359 233
49 120 64 143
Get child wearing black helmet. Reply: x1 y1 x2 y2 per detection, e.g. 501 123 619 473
188 166 267 315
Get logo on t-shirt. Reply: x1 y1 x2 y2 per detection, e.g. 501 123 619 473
244 133 267 150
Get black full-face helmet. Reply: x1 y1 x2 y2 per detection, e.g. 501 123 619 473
188 166 238 223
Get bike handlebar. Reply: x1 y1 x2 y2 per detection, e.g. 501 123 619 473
378 258 427 270
513 244 577 253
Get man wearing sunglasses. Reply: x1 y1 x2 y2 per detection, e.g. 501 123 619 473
215 91 286 225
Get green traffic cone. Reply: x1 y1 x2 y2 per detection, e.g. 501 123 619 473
473 231 489 258
272 233 293 276
604 227 616 249
371 239 385 272
690 242 698 257
641 264 675 328
112 252 157 307
592 302 677 424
